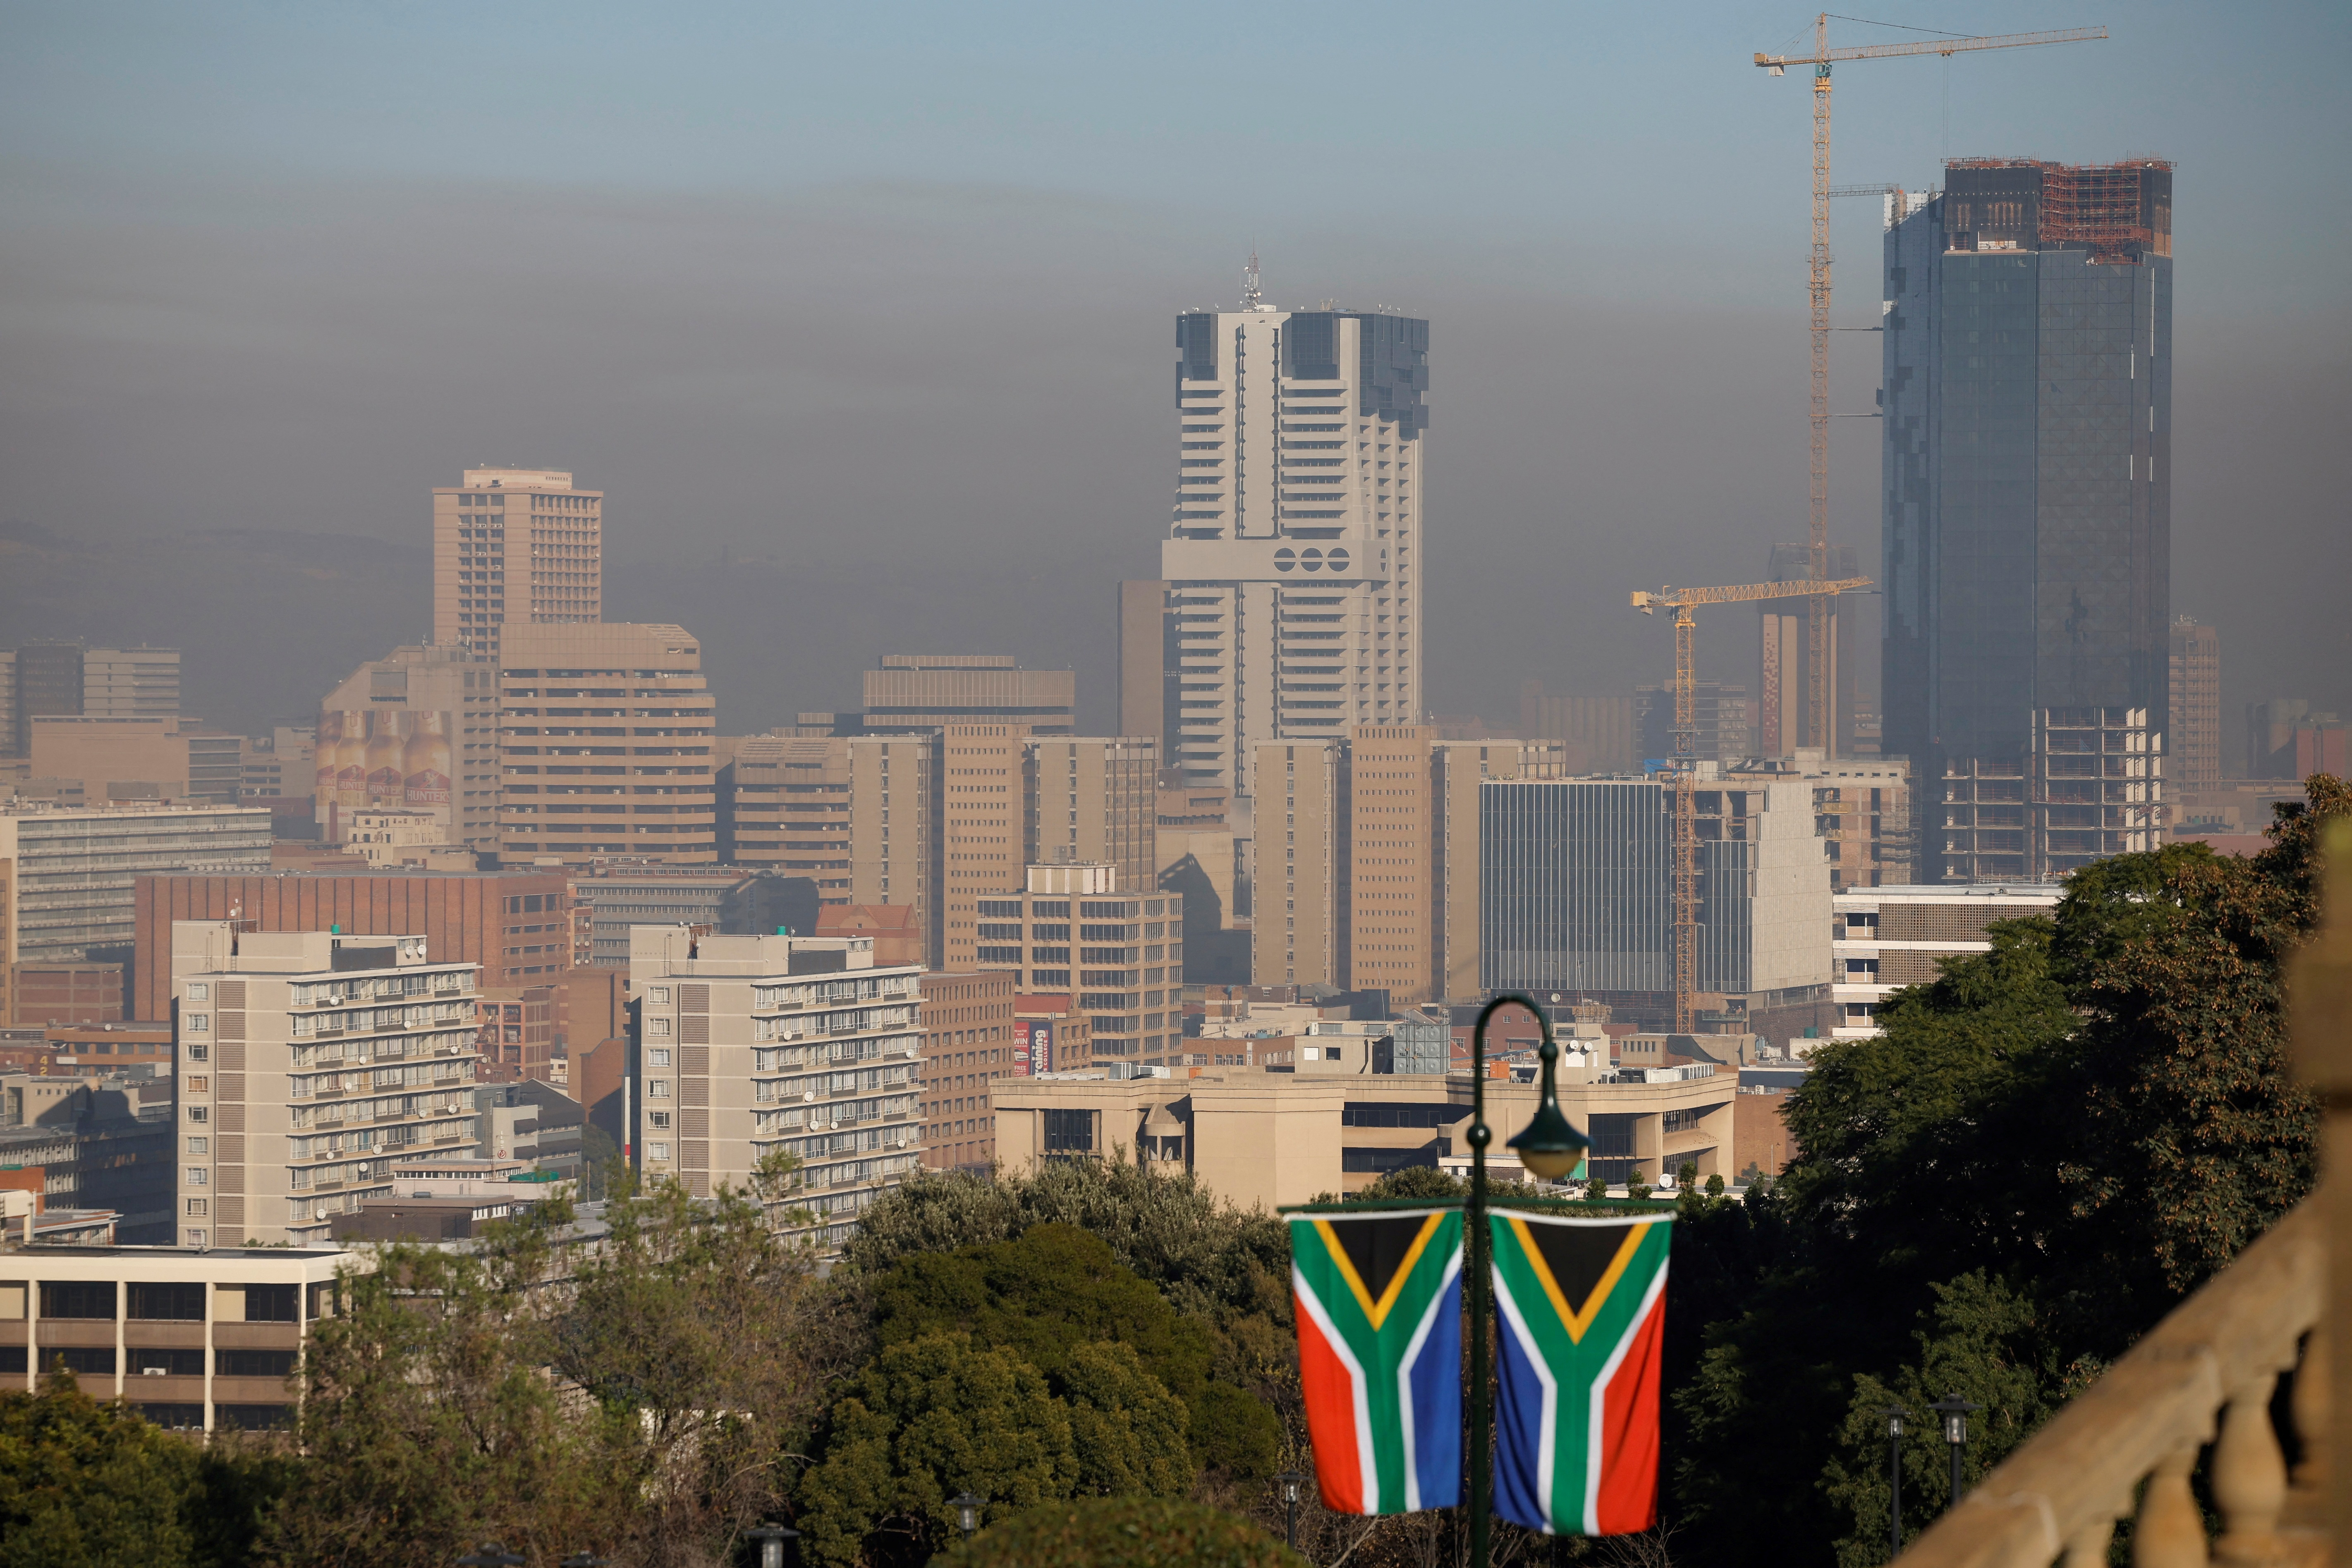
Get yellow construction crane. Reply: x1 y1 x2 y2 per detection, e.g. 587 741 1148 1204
1632 575 1871 1032
1754 17 2104 754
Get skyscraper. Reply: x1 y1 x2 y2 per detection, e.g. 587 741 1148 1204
432 468 604 660
1149 263 1428 808
1883 159 2173 881
2168 617 2220 791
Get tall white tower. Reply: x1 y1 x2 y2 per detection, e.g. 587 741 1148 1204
1159 268 1428 804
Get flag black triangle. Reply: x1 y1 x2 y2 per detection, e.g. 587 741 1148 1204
1330 1214 1437 1303
1526 1220 1634 1319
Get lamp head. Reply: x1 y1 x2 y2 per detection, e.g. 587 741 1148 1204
1928 1394 1980 1446
1882 1404 1907 1439
949 1491 984 1535
1507 1036 1590 1182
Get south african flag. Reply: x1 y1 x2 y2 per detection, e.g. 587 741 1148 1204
1490 1210 1672 1535
1288 1207 1465 1514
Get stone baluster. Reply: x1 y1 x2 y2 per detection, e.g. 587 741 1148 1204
2211 1370 2285 1565
2288 1322 2328 1497
2060 1508 2119 1568
2134 1443 2208 1568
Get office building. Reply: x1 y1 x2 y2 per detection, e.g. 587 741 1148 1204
497 623 715 864
2245 698 2345 782
973 865 1182 1064
2168 619 2220 791
317 646 500 851
171 922 483 1247
0 645 182 759
0 1242 358 1429
1758 543 1859 757
133 868 575 1022
569 866 808 968
919 969 1017 1171
1146 272 1429 805
239 727 315 803
861 655 1074 736
27 717 242 806
1726 750 1914 890
1155 778 1249 984
1635 684 1753 766
1883 159 2174 880
2029 705 2164 878
2 804 272 1024
1480 776 1833 1035
1252 730 1570 1006
0 1072 175 1241
431 468 603 660
1516 685 1635 774
1830 883 2060 1038
627 927 922 1250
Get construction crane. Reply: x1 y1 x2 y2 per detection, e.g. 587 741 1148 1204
1632 575 1872 1033
1754 17 2105 755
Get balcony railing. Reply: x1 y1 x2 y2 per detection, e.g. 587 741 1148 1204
1897 821 2349 1567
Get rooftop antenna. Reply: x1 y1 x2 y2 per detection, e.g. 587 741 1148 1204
1241 249 1272 312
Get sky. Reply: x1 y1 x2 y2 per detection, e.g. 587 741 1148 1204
3 0 2347 746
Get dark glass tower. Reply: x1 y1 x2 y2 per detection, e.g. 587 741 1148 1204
1882 159 2174 881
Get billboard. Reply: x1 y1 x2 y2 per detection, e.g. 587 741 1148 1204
1012 1019 1053 1076
316 707 455 844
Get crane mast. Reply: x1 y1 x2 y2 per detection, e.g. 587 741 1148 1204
1632 576 1871 1033
1755 16 2105 756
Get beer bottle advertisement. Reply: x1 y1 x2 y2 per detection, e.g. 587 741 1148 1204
365 709 406 805
403 709 454 830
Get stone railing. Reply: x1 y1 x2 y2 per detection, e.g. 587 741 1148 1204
1898 819 2350 1567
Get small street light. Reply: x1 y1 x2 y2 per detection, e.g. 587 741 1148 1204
1928 1394 1981 1513
1274 1469 1308 1550
746 1520 799 1568
457 1548 524 1568
1881 1405 1909 1560
949 1491 985 1539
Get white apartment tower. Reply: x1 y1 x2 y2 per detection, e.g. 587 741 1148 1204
1159 263 1429 806
432 467 604 660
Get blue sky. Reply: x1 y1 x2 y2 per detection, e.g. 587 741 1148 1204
3 0 2347 732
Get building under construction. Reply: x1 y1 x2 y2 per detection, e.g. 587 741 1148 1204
1881 157 2173 882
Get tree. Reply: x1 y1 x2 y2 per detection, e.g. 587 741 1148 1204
0 1374 199 1568
934 1496 1306 1568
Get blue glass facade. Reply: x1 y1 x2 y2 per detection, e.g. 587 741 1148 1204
1882 161 2173 881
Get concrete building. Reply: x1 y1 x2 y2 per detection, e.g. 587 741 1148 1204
1515 685 1634 775
2245 698 2345 782
240 727 316 804
1251 730 1569 1006
2 804 273 1024
0 1243 357 1430
627 927 922 1250
1635 684 1753 767
1480 777 1834 1035
171 922 484 1248
861 654 1074 736
991 1056 1736 1209
26 717 222 805
973 864 1182 1065
1830 883 2062 1037
568 866 808 968
133 868 576 1021
0 646 182 759
1155 778 1249 985
1883 161 2174 880
497 623 715 865
1143 274 1429 809
1726 749 1915 890
2168 619 2220 792
1757 543 1861 758
431 467 603 660
0 1073 175 1241
316 645 500 851
919 969 1017 1171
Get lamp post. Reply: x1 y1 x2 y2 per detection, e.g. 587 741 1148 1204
456 1548 524 1568
1928 1394 1980 1513
949 1491 984 1541
1467 994 1591 1568
1882 1405 1908 1561
1274 1469 1307 1551
746 1521 799 1568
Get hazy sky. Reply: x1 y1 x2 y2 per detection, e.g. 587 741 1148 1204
4 0 2347 743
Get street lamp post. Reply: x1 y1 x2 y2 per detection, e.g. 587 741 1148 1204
746 1521 799 1568
1882 1405 1908 1560
949 1491 985 1541
1274 1469 1307 1551
1928 1394 1981 1513
1467 994 1591 1568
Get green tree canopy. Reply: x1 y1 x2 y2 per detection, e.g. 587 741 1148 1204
934 1496 1307 1568
0 1374 199 1568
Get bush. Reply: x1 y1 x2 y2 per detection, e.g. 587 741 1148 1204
935 1496 1306 1568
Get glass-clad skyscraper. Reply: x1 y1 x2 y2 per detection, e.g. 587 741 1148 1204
1882 159 2173 881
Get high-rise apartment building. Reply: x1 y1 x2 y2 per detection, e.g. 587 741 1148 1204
496 624 715 865
972 864 1182 1065
2167 618 2220 791
919 969 1017 1172
861 655 1074 736
431 468 603 660
1251 729 1568 1006
1759 544 1858 757
1480 777 1833 1035
1145 271 1428 805
627 927 922 1250
316 646 500 851
172 922 483 1247
1883 160 2173 881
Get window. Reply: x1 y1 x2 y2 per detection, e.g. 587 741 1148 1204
38 1282 117 1319
648 1017 672 1037
185 1167 209 1186
186 1137 208 1156
649 987 672 1004
649 1048 671 1068
648 1110 671 1129
649 1080 671 1099
187 1042 208 1062
648 1141 672 1161
42 1347 116 1375
183 1229 207 1249
184 1198 208 1217
218 1348 297 1378
186 983 208 1002
187 1107 208 1124
1042 1108 1093 1154
215 1405 292 1431
185 1013 209 1033
244 1285 299 1323
130 1346 206 1375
